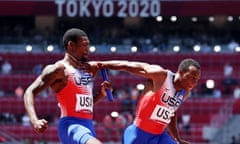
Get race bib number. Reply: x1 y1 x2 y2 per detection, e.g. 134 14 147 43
75 94 93 113
150 105 174 124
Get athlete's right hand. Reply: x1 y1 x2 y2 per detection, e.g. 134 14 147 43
32 119 48 133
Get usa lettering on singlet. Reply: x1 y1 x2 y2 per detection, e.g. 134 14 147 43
150 90 185 124
73 70 93 113
150 71 185 124
56 61 95 118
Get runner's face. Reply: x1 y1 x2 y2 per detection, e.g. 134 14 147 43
72 36 90 62
180 65 201 91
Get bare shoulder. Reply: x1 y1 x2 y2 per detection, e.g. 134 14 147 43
41 61 66 79
145 64 165 73
146 64 167 79
88 61 100 75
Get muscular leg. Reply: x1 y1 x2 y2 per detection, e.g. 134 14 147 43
85 137 102 144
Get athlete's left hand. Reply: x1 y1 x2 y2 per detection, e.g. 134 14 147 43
100 81 113 97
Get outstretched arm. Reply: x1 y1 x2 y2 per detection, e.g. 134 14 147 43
98 60 165 80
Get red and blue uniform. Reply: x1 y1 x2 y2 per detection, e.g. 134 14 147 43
123 70 186 144
56 61 96 144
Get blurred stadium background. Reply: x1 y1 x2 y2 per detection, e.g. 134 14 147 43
0 0 240 144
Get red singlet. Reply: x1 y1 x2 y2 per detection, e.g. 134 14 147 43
56 61 94 119
135 71 185 134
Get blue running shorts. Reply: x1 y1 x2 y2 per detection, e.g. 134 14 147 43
123 123 177 144
58 117 96 144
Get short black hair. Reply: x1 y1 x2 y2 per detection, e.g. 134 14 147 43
178 58 201 72
62 28 87 50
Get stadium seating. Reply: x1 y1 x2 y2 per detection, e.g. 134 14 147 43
0 125 58 142
0 53 240 92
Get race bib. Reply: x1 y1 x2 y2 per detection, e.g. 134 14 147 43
150 105 174 124
75 94 93 113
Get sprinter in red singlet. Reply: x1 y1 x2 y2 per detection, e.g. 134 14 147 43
24 28 111 144
99 58 201 144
